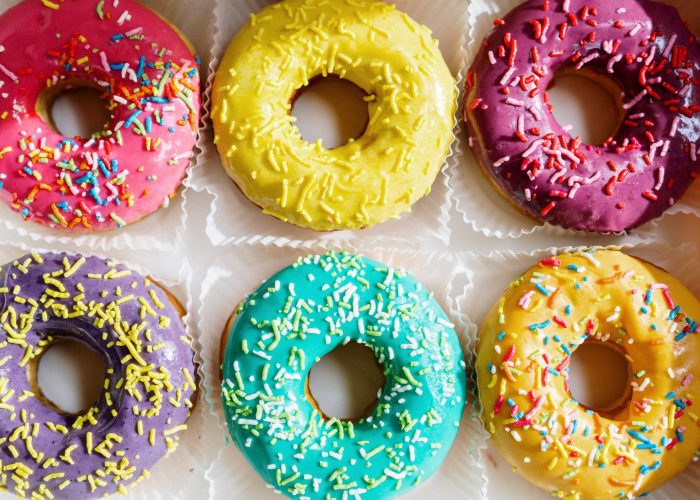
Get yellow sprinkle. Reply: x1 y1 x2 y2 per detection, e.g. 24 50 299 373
85 432 93 454
148 429 156 446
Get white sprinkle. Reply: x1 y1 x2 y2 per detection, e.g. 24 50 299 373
576 52 599 70
505 97 524 107
670 116 681 138
568 183 581 199
622 89 647 110
616 8 627 14
628 22 642 37
488 50 497 65
691 143 697 162
522 139 544 158
654 167 666 191
607 54 623 73
660 140 671 157
500 66 516 86
528 106 542 121
493 156 510 167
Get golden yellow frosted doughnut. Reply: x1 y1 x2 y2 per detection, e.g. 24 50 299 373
211 0 456 231
477 250 700 498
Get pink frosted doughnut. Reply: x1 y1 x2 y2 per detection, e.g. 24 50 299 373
465 0 700 232
0 0 200 231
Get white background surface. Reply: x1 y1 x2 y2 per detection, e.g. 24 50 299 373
0 0 699 499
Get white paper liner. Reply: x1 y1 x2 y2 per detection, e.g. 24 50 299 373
192 0 471 249
452 0 700 240
0 238 217 500
194 244 487 499
456 241 700 500
0 0 215 252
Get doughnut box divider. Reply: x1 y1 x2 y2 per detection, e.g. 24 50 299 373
455 241 700 500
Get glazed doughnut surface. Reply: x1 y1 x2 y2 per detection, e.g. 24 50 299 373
466 0 700 232
0 0 200 231
212 0 456 231
221 252 466 498
0 252 197 498
477 250 700 498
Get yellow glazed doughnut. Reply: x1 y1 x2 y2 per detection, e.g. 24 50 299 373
476 250 700 498
211 0 456 231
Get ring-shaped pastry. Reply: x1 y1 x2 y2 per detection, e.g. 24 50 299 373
221 252 466 498
477 250 700 498
212 0 456 231
0 252 197 498
0 0 200 231
465 0 700 232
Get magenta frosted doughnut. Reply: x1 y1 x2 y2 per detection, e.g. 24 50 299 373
0 0 200 232
465 0 700 232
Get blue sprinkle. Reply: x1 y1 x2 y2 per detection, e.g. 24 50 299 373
645 289 653 305
506 398 516 407
23 166 33 176
566 264 579 271
529 319 551 331
111 34 125 41
669 306 681 320
676 429 684 442
145 116 152 133
535 283 550 296
136 55 146 79
565 304 571 316
553 335 561 343
561 344 572 355
111 159 118 173
640 307 649 314
98 160 110 179
124 109 142 128
665 391 675 399
628 430 651 444
110 63 126 70
497 331 506 341
674 399 687 409
21 208 29 217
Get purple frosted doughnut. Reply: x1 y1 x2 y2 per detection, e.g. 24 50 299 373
465 0 700 232
0 252 196 498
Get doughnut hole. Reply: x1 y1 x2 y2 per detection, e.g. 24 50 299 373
306 342 385 421
547 68 626 146
291 75 369 150
29 339 107 415
36 80 111 139
568 340 632 420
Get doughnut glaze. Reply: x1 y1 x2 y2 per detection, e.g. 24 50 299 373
0 0 200 231
221 252 466 498
0 252 197 498
465 0 700 232
212 0 456 231
477 250 700 498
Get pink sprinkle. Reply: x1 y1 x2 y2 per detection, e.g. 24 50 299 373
670 116 680 138
576 52 599 70
568 182 581 199
607 54 623 73
518 291 534 309
628 22 642 37
100 51 110 73
654 167 665 191
506 97 524 107
528 106 542 121
623 89 647 110
522 139 544 157
681 374 693 388
0 64 18 83
690 143 697 162
662 288 675 309
662 34 678 59
500 67 516 86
